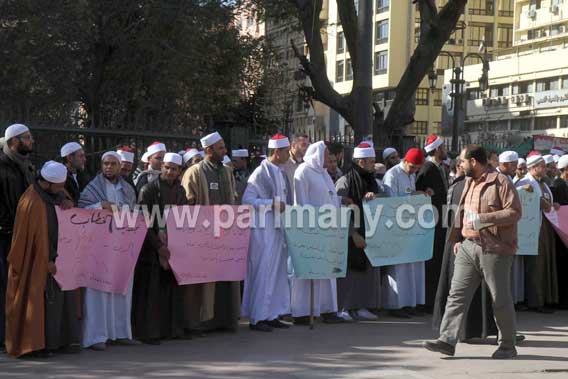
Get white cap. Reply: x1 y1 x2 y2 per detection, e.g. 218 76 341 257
147 142 166 156
498 151 519 163
164 152 182 166
551 147 565 156
117 150 135 163
60 142 82 158
141 151 150 163
382 147 397 160
101 151 121 162
222 155 232 165
424 135 443 153
4 123 30 140
518 158 527 166
183 148 200 164
558 155 568 169
268 134 290 149
353 143 375 159
232 149 249 158
200 132 222 148
543 154 555 165
40 161 67 184
527 154 544 168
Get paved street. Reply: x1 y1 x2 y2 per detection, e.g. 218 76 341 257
1 311 567 379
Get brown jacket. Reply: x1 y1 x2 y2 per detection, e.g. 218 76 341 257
448 170 522 255
6 185 50 357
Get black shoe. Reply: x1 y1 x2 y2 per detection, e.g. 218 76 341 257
492 346 517 359
58 344 82 354
249 321 273 332
405 307 425 317
388 309 411 319
141 338 161 345
423 340 456 356
416 304 433 314
267 319 290 329
322 313 346 324
293 316 311 326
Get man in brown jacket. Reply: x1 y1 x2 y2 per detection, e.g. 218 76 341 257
424 145 522 360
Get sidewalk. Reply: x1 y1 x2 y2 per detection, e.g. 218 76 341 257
1 311 566 379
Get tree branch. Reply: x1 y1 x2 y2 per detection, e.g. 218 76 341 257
384 0 467 136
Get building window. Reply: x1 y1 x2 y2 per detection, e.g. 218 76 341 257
410 121 428 135
376 0 389 13
498 25 513 48
432 122 442 134
336 60 344 82
469 23 494 48
346 59 353 81
536 78 559 92
488 120 508 131
467 88 481 100
416 88 429 106
560 115 568 129
432 89 442 106
499 0 514 16
511 118 532 131
512 81 533 94
489 85 509 97
534 116 556 130
375 20 389 45
374 50 388 75
447 28 464 45
436 52 462 71
562 76 568 89
337 32 344 54
469 0 495 16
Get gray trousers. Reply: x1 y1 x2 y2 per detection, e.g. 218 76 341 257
439 239 516 349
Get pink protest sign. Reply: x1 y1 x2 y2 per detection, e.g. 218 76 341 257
545 206 568 248
54 207 147 294
166 205 251 285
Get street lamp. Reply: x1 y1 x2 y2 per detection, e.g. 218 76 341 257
439 52 490 152
428 69 438 90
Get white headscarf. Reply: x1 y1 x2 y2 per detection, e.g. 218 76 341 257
303 141 326 174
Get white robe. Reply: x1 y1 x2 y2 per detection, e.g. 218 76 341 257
82 180 133 347
241 160 291 324
381 163 425 309
290 142 340 317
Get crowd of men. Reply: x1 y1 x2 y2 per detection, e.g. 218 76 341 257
0 123 566 360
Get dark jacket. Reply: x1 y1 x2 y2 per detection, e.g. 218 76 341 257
416 160 448 227
447 170 522 255
550 177 568 206
0 152 34 234
64 170 90 206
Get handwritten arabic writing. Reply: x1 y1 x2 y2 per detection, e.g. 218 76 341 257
285 206 349 279
517 189 540 256
54 207 147 294
166 206 250 285
363 196 435 266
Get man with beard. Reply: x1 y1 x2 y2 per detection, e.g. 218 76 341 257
424 145 521 359
133 153 189 344
79 152 139 350
182 148 202 174
382 147 400 170
117 146 136 191
0 123 35 352
241 134 292 332
516 152 559 313
61 142 88 205
281 134 309 190
135 142 166 192
488 150 499 170
232 149 250 204
543 154 557 186
5 161 79 357
335 143 383 321
182 132 239 332
550 155 568 309
514 158 527 184
416 135 448 312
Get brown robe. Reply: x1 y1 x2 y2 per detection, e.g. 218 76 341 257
5 185 50 357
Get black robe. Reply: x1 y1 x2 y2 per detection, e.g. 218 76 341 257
550 177 568 309
432 176 498 339
416 160 448 309
35 182 81 351
132 178 188 341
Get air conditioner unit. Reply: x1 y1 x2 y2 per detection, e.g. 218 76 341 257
529 9 537 19
525 95 531 105
482 98 490 106
552 5 560 14
515 95 523 104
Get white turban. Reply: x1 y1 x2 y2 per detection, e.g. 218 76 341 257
60 142 82 158
41 161 67 184
4 123 30 140
101 151 121 162
498 151 518 163
200 132 222 148
164 152 182 166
